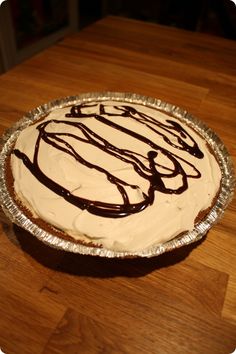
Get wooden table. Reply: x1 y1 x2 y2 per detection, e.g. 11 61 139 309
0 16 235 354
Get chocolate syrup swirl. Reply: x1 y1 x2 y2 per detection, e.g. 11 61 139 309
13 103 204 218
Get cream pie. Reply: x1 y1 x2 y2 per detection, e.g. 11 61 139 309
9 99 222 252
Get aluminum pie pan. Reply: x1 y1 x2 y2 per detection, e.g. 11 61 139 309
0 92 235 258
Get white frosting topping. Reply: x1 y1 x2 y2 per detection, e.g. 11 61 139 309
11 101 221 251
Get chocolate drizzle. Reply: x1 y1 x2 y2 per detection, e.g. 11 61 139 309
13 102 204 218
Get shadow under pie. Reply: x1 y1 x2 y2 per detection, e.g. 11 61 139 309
11 224 206 278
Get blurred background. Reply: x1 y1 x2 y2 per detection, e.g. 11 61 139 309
0 0 236 73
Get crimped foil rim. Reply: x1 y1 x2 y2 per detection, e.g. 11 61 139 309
0 92 235 258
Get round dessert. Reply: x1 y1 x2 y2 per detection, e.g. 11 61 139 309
9 96 222 253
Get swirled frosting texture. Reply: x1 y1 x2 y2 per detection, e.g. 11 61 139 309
11 101 221 251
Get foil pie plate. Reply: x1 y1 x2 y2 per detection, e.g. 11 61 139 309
0 92 235 258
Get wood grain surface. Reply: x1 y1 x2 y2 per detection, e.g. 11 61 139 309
0 16 235 354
